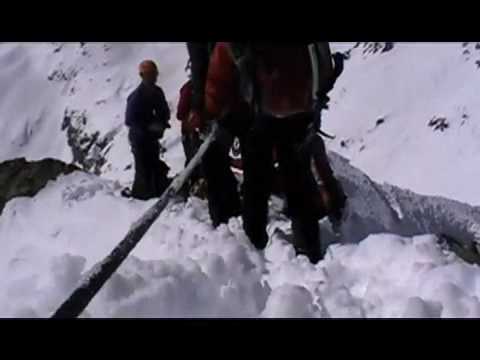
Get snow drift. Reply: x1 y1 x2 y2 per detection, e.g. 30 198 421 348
2 42 480 318
1 152 480 318
326 42 480 205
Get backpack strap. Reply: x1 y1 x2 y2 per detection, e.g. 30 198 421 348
227 43 262 116
309 43 346 138
309 42 335 101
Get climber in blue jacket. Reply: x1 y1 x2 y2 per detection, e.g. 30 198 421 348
125 60 171 200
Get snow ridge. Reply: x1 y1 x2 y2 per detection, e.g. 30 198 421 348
1 151 480 318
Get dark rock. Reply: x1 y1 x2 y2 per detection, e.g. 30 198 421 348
359 42 395 55
61 108 121 175
382 42 394 53
47 67 78 82
0 158 80 215
428 117 449 132
61 109 71 131
376 118 385 127
438 233 480 266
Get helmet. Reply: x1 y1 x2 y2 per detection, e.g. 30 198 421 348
139 60 158 76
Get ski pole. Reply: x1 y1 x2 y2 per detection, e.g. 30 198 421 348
51 122 219 319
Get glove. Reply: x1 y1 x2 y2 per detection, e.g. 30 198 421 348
184 110 205 134
148 122 166 138
313 94 330 131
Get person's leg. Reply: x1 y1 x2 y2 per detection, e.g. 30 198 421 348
276 116 323 263
202 126 240 227
188 133 205 187
242 116 274 250
182 134 192 166
218 104 253 203
130 137 151 200
291 216 322 263
149 140 171 196
179 133 204 199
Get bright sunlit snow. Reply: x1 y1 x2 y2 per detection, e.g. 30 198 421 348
1 42 480 318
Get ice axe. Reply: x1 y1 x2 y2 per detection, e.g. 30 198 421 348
51 122 219 319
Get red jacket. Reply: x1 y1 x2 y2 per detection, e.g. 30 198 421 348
253 43 313 117
205 42 241 119
176 80 193 133
205 42 314 119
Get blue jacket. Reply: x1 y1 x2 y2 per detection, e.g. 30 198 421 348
125 83 170 139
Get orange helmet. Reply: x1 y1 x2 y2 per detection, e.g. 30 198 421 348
139 60 158 76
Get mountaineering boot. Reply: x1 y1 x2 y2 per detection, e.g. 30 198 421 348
291 216 323 264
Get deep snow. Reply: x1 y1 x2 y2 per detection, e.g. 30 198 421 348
2 42 480 318
326 42 480 205
0 42 188 181
2 153 480 318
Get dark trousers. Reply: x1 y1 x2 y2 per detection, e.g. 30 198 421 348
202 110 251 227
129 132 170 200
181 132 203 196
242 112 323 263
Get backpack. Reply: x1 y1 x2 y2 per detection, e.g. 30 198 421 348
228 42 342 117
186 42 217 112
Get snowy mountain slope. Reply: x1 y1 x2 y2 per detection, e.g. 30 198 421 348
326 42 480 205
0 42 189 182
2 42 480 318
1 153 480 318
1 42 479 205
326 152 480 248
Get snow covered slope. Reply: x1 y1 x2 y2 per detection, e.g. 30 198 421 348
0 42 189 182
2 42 480 318
326 42 480 205
1 154 480 318
1 42 478 205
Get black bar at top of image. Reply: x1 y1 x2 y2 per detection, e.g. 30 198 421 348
2 5 480 42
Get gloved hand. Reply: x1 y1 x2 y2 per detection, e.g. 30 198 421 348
148 122 167 138
183 110 205 134
313 93 330 132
